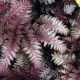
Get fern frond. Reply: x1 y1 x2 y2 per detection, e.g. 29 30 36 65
33 25 67 53
0 58 9 73
51 53 64 65
23 41 43 68
0 41 19 73
63 4 76 15
14 53 24 67
23 32 43 68
70 19 80 39
38 15 69 35
61 69 79 80
38 65 58 80
2 42 19 61
51 52 75 66
71 28 80 39
14 52 31 70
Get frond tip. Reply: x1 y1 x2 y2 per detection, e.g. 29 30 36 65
38 65 54 80
71 28 80 39
23 38 43 68
38 15 69 35
64 4 76 15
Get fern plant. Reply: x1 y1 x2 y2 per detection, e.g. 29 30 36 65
0 0 80 80
0 0 69 74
